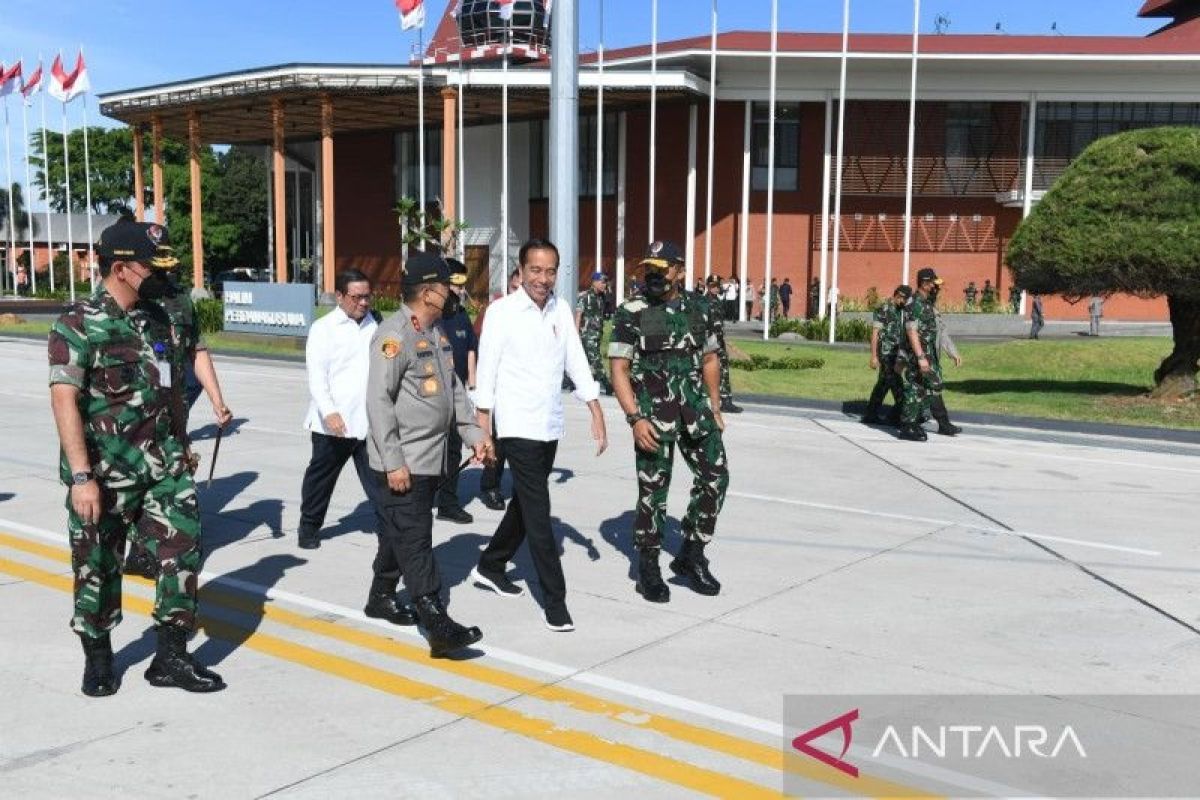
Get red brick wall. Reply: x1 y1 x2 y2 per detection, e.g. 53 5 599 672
334 131 404 295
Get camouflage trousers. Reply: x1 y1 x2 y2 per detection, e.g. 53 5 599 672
633 428 729 552
716 335 732 401
582 328 610 389
900 359 944 425
67 470 202 638
866 356 904 411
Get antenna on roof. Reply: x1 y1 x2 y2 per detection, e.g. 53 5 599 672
994 21 1006 35
1051 21 1063 35
933 14 951 35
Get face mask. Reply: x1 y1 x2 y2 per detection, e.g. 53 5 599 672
136 270 171 302
643 270 669 299
929 286 941 303
441 291 460 320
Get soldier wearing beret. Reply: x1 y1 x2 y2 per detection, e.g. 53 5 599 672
862 284 912 425
365 253 493 657
48 220 224 697
576 271 613 396
609 241 729 604
704 274 742 414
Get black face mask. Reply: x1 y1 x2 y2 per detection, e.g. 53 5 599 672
136 271 171 302
929 285 941 304
643 270 669 299
442 291 460 320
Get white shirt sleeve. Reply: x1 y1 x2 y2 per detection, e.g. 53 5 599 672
473 303 502 412
561 303 600 403
306 319 336 420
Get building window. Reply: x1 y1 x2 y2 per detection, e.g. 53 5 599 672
529 114 618 201
751 102 799 191
1036 102 1200 163
396 127 443 205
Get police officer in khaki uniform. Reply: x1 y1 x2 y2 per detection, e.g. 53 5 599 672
365 253 493 658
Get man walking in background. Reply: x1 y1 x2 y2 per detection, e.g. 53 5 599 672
576 271 613 396
1089 295 1104 336
1030 294 1045 340
435 258 479 525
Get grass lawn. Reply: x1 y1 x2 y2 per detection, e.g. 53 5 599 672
5 316 1195 430
730 337 1199 430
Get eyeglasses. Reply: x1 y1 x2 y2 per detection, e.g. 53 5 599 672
345 293 372 302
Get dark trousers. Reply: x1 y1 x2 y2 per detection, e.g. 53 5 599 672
299 433 381 538
371 473 441 599
478 438 564 610
436 426 465 509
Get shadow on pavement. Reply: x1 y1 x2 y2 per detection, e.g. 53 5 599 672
199 471 285 553
190 417 249 442
943 378 1145 396
0 492 13 503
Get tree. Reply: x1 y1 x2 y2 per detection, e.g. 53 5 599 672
0 182 35 238
1007 126 1200 399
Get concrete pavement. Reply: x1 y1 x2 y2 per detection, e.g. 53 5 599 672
1 335 1197 798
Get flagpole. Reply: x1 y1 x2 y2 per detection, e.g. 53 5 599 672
594 0 605 278
38 65 53 292
828 0 850 344
3 97 16 297
501 17 510 292
901 0 921 286
81 64 96 287
704 0 717 280
60 90 75 302
648 0 658 241
21 85 36 294
762 0 778 341
417 25 427 250
457 55 465 260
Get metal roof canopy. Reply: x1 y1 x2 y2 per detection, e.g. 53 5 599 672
99 63 708 145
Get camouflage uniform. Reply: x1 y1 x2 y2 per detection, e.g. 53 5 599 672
138 290 205 444
576 288 610 391
865 301 905 416
49 286 202 639
609 291 729 552
900 294 942 425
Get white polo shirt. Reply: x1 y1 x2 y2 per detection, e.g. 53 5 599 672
303 307 377 440
474 287 600 442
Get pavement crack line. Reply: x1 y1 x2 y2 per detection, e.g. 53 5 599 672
810 418 1200 639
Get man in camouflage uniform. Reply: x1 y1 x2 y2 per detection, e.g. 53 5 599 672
862 284 912 425
48 220 224 697
609 241 728 603
575 271 613 395
704 275 742 413
899 267 962 441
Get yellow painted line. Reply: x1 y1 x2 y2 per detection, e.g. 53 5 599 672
0 529 938 798
0 554 782 799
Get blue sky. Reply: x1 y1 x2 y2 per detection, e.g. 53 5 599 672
0 1 1161 99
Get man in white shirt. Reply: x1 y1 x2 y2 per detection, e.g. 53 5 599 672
297 271 392 563
471 239 608 632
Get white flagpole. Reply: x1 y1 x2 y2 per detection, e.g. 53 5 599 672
81 90 96 286
501 18 511 293
648 0 658 241
828 0 850 344
59 92 75 302
762 0 778 341
417 26 427 249
38 69 53 292
21 86 36 294
704 0 717 280
817 90 832 319
594 0 605 279
3 98 16 297
457 56 465 260
901 0 921 286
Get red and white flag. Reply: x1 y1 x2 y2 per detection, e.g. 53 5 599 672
20 62 42 105
48 51 89 103
0 61 22 98
395 0 425 30
498 0 515 21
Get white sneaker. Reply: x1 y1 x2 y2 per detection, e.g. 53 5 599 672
470 566 525 598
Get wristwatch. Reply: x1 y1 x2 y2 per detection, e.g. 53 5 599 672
625 412 645 427
71 470 94 486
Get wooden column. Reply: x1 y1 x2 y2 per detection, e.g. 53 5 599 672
151 116 164 224
272 99 287 283
132 126 145 222
441 87 457 245
188 111 204 288
320 94 335 294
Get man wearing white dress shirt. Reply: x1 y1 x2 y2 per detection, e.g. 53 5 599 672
471 239 608 632
297 270 391 563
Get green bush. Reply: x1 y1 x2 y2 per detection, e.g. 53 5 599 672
769 315 870 343
195 298 224 334
374 296 402 314
731 354 825 372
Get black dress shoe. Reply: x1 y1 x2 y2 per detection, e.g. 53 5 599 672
635 550 670 603
415 595 482 658
480 490 506 511
298 531 320 550
80 634 119 697
436 506 474 524
669 540 721 596
364 593 418 626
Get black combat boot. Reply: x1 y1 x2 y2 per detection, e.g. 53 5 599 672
720 399 744 414
414 594 482 658
363 580 417 626
898 423 928 442
669 540 721 596
144 625 225 692
80 633 119 697
929 397 962 436
635 549 670 603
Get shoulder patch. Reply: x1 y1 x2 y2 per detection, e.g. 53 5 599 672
381 338 401 359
